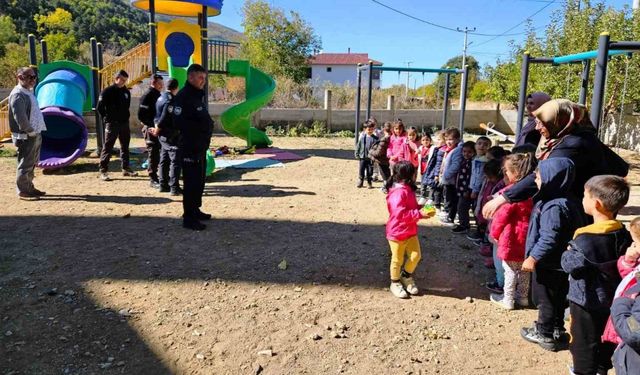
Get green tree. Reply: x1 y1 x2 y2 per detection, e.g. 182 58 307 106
34 8 79 60
241 0 321 83
0 43 29 87
487 0 638 116
435 55 481 99
0 15 18 56
469 80 491 101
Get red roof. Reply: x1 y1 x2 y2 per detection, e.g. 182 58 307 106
309 53 382 66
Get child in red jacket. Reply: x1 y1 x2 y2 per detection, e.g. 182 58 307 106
489 153 536 310
385 161 428 299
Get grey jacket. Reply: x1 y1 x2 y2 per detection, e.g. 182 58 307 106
8 87 33 134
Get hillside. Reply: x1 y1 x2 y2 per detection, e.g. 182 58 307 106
0 0 243 52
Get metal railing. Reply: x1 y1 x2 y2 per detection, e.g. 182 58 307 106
0 96 10 139
100 42 152 90
208 39 240 73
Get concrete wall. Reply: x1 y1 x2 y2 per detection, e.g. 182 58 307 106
81 96 518 136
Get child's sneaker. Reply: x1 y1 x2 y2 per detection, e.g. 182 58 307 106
417 197 427 206
451 225 468 234
356 180 364 188
485 281 503 294
490 293 514 310
390 282 409 299
400 276 419 295
517 298 530 308
466 230 483 242
439 216 454 226
478 244 492 257
520 325 560 351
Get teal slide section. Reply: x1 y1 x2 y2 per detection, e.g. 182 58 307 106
221 60 274 147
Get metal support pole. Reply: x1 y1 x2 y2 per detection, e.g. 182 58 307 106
40 39 48 64
91 38 104 153
355 64 362 145
366 61 374 120
149 0 157 73
28 34 37 70
578 59 590 105
516 52 531 139
591 32 611 130
97 42 104 91
458 65 469 138
199 9 209 100
442 73 451 130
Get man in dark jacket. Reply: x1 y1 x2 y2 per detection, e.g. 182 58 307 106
520 157 586 352
155 78 182 195
172 64 214 230
138 74 163 188
561 175 632 375
98 70 137 181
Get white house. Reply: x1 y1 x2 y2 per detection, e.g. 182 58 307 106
308 52 383 89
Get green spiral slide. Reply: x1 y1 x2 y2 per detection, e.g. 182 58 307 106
220 59 275 147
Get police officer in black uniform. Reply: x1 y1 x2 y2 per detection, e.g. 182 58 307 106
155 78 182 196
172 64 213 230
138 74 163 188
98 70 137 181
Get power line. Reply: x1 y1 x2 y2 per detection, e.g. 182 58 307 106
369 0 543 37
472 1 557 48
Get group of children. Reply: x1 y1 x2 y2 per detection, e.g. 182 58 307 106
356 118 640 374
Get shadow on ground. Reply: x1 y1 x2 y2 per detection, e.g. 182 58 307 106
0 215 489 374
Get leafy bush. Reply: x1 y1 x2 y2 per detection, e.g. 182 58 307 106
307 120 327 137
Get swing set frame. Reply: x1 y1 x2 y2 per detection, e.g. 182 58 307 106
516 32 638 138
354 61 470 138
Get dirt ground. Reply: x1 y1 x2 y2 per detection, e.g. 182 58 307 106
0 136 639 375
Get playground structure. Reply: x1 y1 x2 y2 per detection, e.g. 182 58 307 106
0 0 275 169
515 32 640 139
355 62 469 138
131 0 275 148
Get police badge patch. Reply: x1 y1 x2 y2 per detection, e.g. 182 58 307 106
174 106 182 115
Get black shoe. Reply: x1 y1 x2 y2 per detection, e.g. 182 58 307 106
485 281 503 294
170 187 183 196
196 210 212 221
520 326 560 351
122 168 139 177
150 180 161 189
158 185 170 193
356 180 364 188
451 225 469 234
466 230 483 241
367 181 373 189
183 219 206 231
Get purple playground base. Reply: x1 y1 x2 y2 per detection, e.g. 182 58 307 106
38 107 88 169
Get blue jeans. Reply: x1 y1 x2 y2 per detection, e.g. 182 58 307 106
493 243 504 287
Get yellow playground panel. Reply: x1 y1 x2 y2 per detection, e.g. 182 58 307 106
156 19 202 72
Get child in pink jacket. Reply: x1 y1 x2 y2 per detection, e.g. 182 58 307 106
488 153 536 310
603 216 640 345
386 120 407 169
385 161 427 299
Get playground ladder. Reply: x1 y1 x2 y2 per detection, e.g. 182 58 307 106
0 96 9 139
100 42 152 90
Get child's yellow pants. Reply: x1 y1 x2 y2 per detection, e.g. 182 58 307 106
388 236 421 280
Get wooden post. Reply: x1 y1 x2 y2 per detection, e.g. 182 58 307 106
324 89 332 132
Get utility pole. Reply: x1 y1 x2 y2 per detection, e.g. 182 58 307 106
404 61 413 97
457 26 475 109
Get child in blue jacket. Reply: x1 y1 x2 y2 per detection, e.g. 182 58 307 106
520 157 586 352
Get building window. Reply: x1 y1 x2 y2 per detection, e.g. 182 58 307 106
326 67 332 72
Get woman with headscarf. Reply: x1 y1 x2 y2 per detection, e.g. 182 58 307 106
483 99 628 218
515 92 552 148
